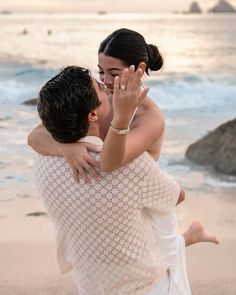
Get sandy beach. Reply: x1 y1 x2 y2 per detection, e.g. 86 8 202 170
1 12 236 295
1 188 236 295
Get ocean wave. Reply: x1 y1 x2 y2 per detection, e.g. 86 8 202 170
0 79 41 104
0 64 57 104
147 75 236 111
205 176 236 189
1 65 236 111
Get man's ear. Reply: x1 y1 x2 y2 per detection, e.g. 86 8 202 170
137 62 146 76
88 110 98 123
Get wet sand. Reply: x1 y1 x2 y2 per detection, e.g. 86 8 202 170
1 13 236 294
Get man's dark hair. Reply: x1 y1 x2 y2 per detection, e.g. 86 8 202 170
37 66 101 143
99 28 163 75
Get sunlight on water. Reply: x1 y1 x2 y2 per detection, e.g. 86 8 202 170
0 13 236 197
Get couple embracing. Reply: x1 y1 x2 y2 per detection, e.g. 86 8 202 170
28 28 218 295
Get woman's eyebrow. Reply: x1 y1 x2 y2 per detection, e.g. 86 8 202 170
98 65 121 71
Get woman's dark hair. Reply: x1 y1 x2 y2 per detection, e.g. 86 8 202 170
37 66 101 143
98 28 163 74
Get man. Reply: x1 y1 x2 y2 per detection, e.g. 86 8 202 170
34 66 194 294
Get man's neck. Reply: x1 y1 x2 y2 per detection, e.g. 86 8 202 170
86 124 102 139
86 120 110 140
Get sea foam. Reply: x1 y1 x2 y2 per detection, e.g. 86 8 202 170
1 65 236 113
148 75 236 111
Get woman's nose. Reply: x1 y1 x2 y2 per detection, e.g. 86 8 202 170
104 75 113 87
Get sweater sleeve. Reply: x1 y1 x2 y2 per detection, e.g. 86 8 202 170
140 163 180 215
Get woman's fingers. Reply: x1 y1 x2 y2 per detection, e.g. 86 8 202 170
74 158 100 182
75 165 89 183
116 66 142 94
113 75 120 95
72 168 80 183
88 167 101 180
61 142 101 183
133 68 143 87
120 68 129 90
83 160 101 180
113 66 145 119
123 67 142 92
86 156 100 168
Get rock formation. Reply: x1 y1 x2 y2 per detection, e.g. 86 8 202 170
1 10 11 15
189 2 202 13
22 29 28 35
208 0 236 13
26 212 47 217
22 98 37 105
186 118 236 175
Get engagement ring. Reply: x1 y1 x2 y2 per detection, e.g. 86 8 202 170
121 85 126 90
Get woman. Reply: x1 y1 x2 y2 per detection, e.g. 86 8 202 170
28 28 218 294
28 28 165 181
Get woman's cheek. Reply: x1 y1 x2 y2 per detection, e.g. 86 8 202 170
99 74 104 82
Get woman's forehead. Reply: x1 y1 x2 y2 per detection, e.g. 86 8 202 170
98 53 126 70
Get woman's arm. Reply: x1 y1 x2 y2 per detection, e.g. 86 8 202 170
100 108 164 171
28 124 100 181
146 130 164 161
28 123 63 156
100 67 164 172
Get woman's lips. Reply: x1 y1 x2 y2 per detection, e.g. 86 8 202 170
107 87 114 93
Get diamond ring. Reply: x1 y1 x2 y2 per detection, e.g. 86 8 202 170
121 85 126 90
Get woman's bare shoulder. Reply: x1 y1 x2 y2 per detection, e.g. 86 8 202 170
133 97 164 127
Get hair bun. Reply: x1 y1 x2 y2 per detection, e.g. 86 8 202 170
147 44 163 71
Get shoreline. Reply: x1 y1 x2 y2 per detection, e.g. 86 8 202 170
0 57 59 71
0 13 236 294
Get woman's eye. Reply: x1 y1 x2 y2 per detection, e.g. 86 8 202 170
98 71 104 75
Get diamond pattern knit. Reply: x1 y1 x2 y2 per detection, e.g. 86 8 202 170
35 137 180 295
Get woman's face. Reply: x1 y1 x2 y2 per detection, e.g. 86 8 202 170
98 53 127 94
92 78 112 122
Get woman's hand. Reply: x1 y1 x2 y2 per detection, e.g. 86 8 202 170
112 65 149 128
59 142 101 183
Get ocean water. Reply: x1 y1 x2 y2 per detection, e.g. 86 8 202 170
0 13 236 198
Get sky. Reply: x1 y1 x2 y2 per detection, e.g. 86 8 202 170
0 0 236 13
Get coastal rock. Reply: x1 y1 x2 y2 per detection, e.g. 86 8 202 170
186 118 236 175
189 2 202 13
22 29 28 35
22 98 37 105
97 10 107 15
208 0 236 13
1 10 11 15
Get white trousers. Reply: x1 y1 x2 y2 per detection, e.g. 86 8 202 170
146 212 191 295
146 271 170 295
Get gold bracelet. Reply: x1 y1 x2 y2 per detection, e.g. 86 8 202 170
110 124 130 135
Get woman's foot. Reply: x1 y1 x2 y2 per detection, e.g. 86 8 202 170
183 220 219 247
